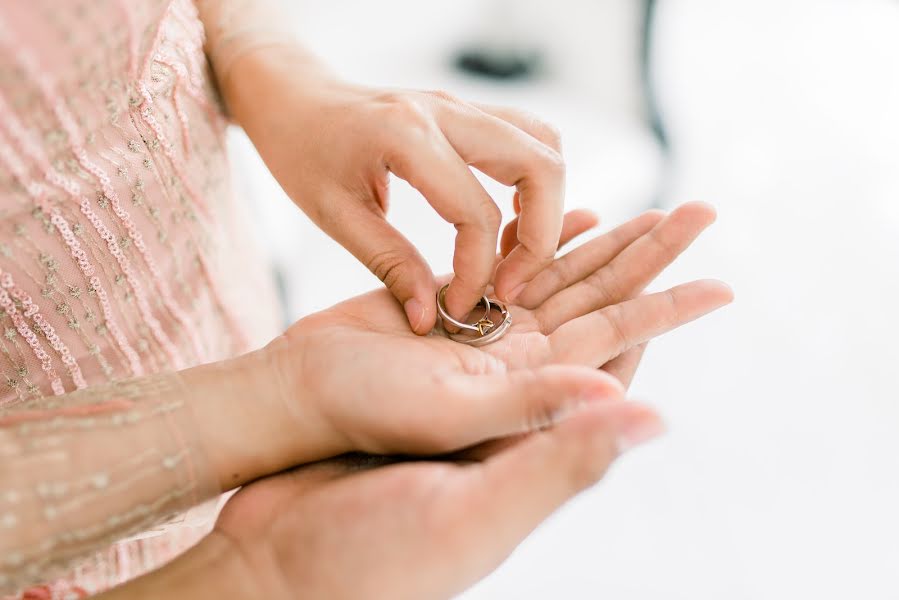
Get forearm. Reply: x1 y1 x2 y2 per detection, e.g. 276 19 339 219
0 343 323 593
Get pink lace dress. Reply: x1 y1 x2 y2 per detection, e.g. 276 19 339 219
0 0 281 596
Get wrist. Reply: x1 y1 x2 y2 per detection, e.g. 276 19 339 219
217 42 339 125
187 332 346 491
265 331 350 461
96 531 273 600
198 0 329 95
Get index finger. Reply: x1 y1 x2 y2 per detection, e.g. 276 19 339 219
432 99 566 303
494 164 567 302
384 125 501 321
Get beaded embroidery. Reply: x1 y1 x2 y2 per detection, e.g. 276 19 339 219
0 0 280 597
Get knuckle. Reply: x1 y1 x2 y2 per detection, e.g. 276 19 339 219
506 107 564 152
517 230 558 264
599 304 631 353
378 92 433 130
468 200 502 233
535 258 570 298
535 120 563 152
533 147 566 179
425 88 461 105
365 249 410 291
662 287 682 326
645 225 681 258
586 266 624 305
551 255 574 285
482 201 503 230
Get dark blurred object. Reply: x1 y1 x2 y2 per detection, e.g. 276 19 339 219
454 47 541 80
641 0 667 151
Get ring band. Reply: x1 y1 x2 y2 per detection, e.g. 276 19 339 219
436 285 491 333
436 284 513 347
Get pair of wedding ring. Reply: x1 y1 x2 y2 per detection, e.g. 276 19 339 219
436 284 512 347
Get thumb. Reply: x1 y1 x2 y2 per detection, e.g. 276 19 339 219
444 400 665 578
432 365 627 450
329 204 438 335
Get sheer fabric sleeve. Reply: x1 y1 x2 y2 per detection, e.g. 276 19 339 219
0 373 219 594
195 0 300 89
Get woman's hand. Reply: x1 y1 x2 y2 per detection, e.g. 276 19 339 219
212 401 662 600
248 202 731 474
222 44 569 333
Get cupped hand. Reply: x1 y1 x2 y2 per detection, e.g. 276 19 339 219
265 202 732 462
214 391 663 600
226 47 570 333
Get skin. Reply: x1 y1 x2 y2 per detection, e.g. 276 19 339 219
194 203 730 488
99 203 733 598
104 401 662 600
220 43 573 332
2 5 731 594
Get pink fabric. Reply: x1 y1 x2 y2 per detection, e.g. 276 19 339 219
0 0 281 596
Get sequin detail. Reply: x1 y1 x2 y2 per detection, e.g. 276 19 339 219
0 0 280 597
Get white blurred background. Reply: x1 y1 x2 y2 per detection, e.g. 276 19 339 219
231 1 899 598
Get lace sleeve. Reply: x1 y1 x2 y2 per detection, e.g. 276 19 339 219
0 373 219 593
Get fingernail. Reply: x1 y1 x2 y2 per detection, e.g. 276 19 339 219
616 414 666 454
506 282 527 304
404 298 424 332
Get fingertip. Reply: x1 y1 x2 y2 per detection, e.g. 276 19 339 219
556 209 601 250
677 201 718 225
578 366 626 401
500 216 520 258
535 364 626 403
566 400 665 455
535 400 664 491
612 402 667 454
569 208 600 228
696 278 735 305
642 208 667 222
491 261 518 303
443 277 487 322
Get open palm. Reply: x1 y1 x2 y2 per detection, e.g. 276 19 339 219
271 202 732 458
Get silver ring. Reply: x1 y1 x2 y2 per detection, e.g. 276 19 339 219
436 285 491 333
436 284 513 346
